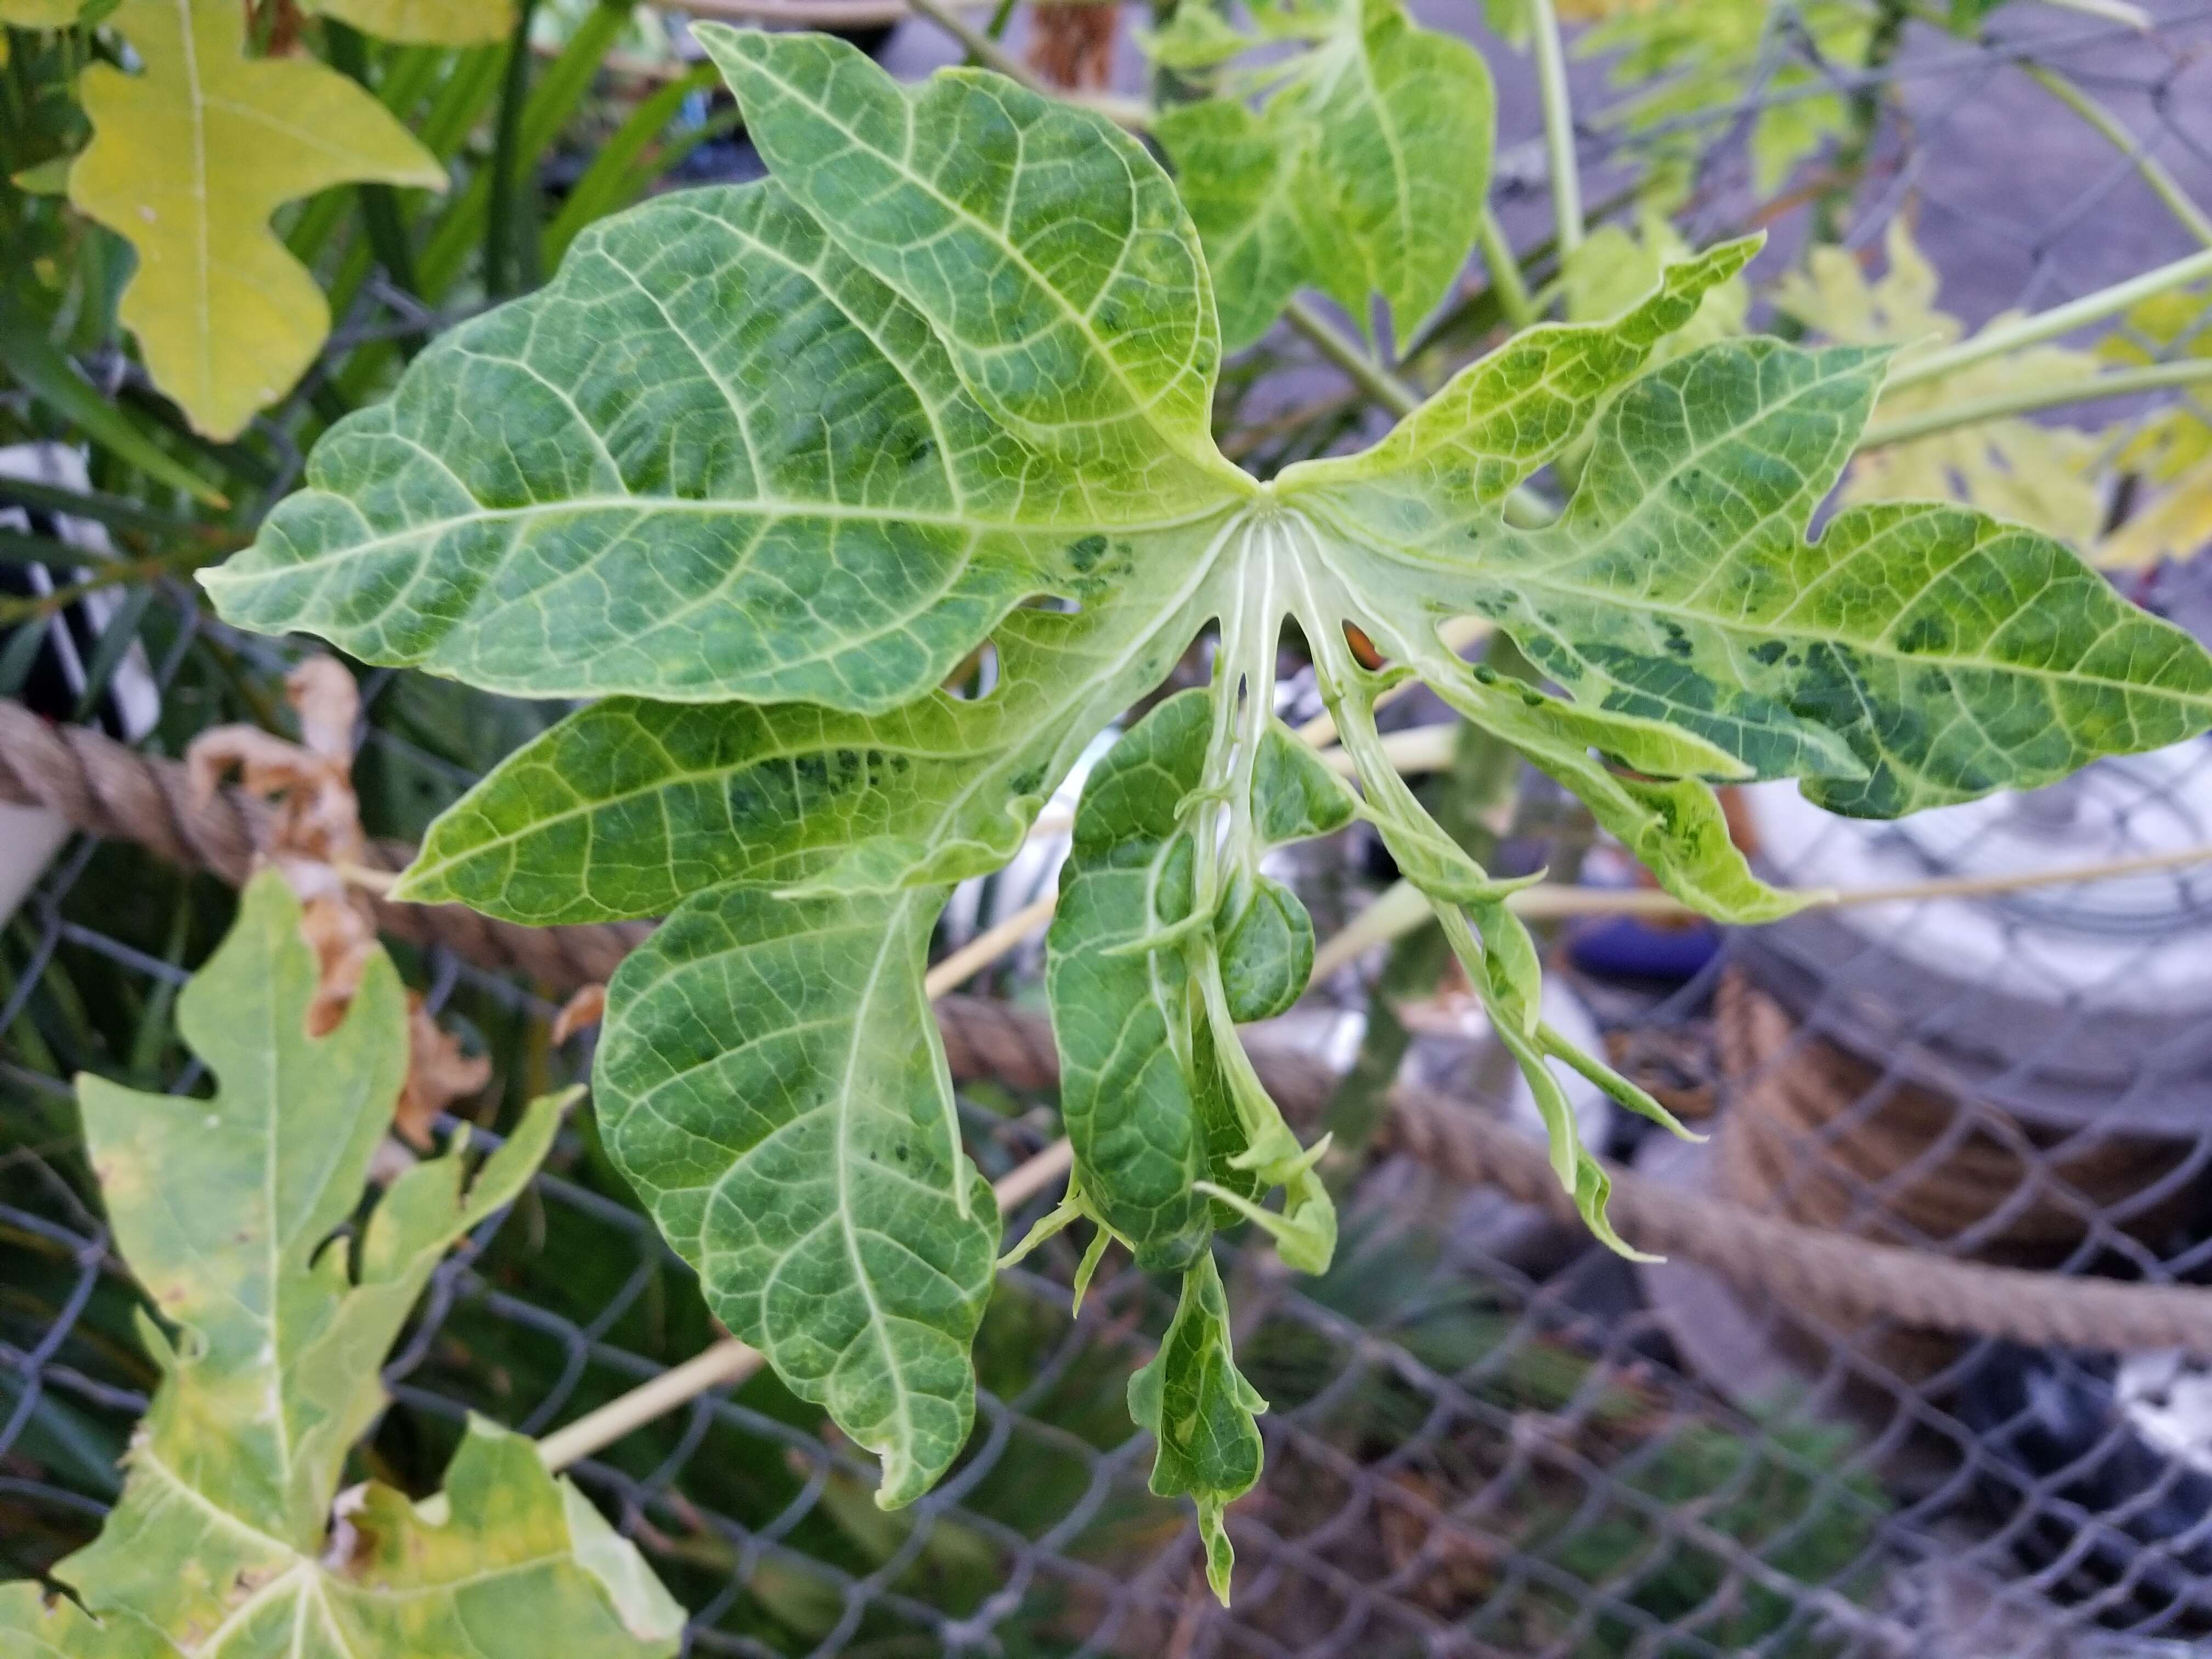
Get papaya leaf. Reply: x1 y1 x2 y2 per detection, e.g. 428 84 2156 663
594 882 1000 1509
0 870 682 1657
204 171 1244 709
205 36 2212 1571
1046 691 1355 1274
1579 0 1873 196
1774 219 2109 549
1127 1252 1266 1605
1153 0 1494 348
67 0 445 440
2096 287 2212 569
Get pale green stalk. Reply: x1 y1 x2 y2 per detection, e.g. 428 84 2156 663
1886 245 2212 391
1283 295 1420 415
2023 64 2212 248
1527 0 1582 258
1860 358 2212 449
1475 206 1536 329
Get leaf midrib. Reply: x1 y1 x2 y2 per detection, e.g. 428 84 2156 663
738 44 1238 485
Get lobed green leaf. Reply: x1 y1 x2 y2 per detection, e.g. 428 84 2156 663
594 881 999 1507
0 872 679 1658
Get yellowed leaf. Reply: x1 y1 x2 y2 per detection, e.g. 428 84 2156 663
0 0 85 27
2095 290 2212 567
70 0 446 439
1774 219 2109 548
308 0 513 46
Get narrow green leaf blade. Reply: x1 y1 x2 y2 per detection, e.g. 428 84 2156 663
1127 1252 1266 1604
595 881 999 1507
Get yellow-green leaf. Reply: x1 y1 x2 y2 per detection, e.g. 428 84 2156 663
307 0 513 45
1774 218 2108 548
0 871 684 1657
0 0 82 28
70 0 447 440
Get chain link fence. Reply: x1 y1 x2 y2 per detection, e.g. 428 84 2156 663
10 3 2212 1654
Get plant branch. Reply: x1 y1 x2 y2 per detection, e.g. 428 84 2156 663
1474 207 1536 329
1884 244 2212 391
537 1135 1076 1471
1282 296 1419 417
1859 357 2212 449
2022 63 2212 248
905 0 1039 84
1527 0 1583 258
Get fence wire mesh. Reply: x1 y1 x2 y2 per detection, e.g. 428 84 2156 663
9 3 2212 1655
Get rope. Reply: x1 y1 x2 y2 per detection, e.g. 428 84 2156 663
0 699 644 995
8 696 2210 1353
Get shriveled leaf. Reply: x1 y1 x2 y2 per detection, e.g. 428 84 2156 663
1155 0 1494 348
308 0 512 45
70 0 444 439
1127 1252 1266 1603
1774 219 2108 548
0 871 679 1657
594 881 999 1508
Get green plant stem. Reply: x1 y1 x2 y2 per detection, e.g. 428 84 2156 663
1283 295 1419 417
2022 63 2212 249
1859 358 2212 450
1474 207 1535 329
906 0 1038 84
486 0 545 298
1526 0 1582 258
1885 244 2212 392
322 22 425 305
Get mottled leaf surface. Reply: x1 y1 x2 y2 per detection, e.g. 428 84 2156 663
595 881 998 1507
1127 1254 1266 1603
202 34 2212 1579
1290 332 2212 816
70 0 443 439
395 555 1224 924
0 872 681 1658
207 178 1235 709
1155 0 1493 348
